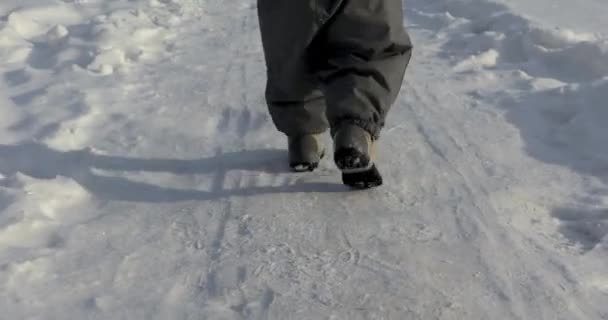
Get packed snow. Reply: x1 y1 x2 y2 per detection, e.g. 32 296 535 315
0 0 606 319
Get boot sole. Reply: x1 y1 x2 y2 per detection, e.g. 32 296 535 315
334 147 383 189
342 165 383 189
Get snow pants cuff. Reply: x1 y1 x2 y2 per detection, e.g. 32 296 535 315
331 118 383 140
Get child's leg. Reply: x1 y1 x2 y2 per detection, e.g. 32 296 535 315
257 0 329 137
314 0 413 140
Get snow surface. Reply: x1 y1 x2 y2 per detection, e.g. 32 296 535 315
0 0 607 319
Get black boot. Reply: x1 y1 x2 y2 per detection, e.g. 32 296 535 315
333 124 383 189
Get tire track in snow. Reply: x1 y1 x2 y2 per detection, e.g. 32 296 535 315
397 72 587 319
191 5 280 318
389 2 601 318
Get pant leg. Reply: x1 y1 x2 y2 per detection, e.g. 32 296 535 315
314 0 413 139
257 0 329 136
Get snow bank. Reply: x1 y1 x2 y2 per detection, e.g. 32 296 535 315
518 79 608 165
0 174 91 249
417 0 608 81
0 1 176 75
410 0 608 170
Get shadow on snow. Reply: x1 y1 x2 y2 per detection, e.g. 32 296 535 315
0 142 348 203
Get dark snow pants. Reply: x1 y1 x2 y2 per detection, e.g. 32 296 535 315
257 0 412 139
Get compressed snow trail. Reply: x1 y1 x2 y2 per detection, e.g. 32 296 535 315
1 0 607 319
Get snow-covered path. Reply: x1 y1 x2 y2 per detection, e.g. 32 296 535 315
1 0 607 319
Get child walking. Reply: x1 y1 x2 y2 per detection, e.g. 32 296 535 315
257 0 413 188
